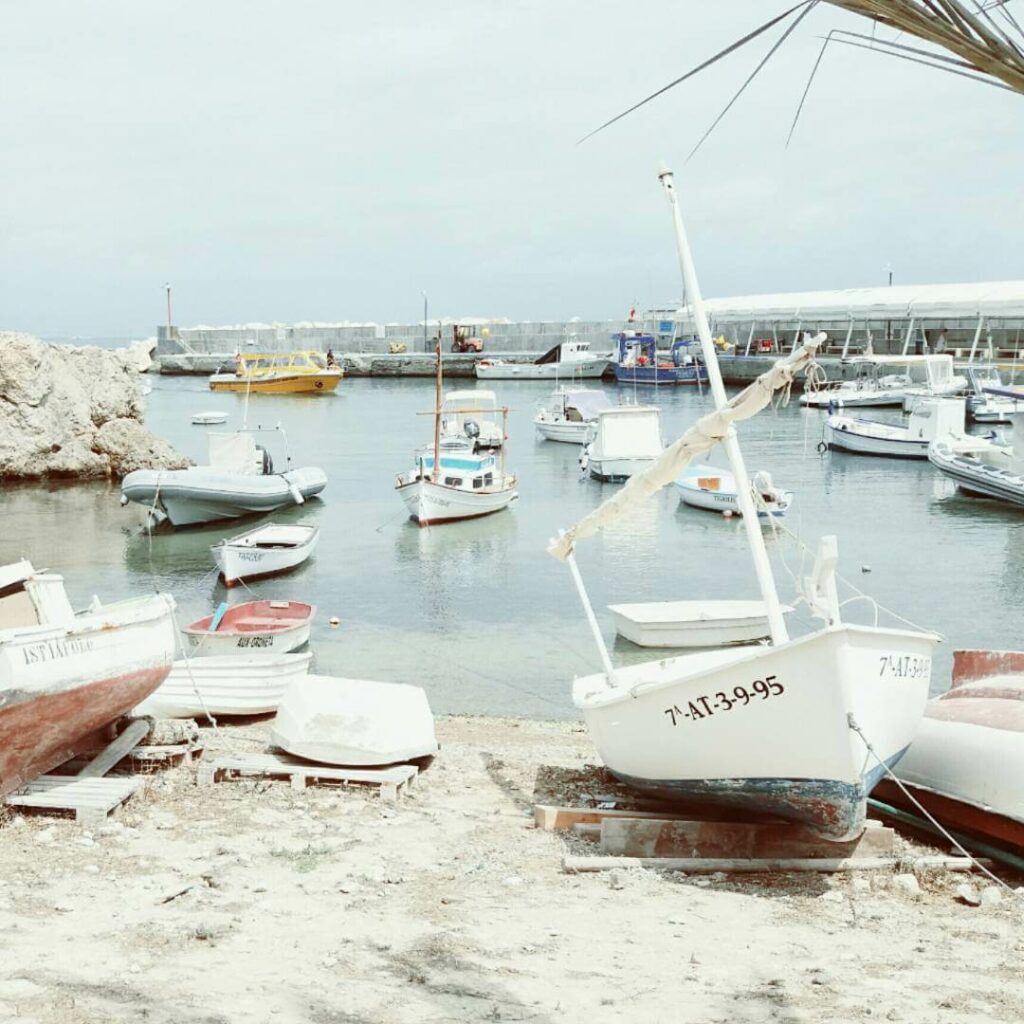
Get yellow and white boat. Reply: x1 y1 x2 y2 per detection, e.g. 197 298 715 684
209 351 343 394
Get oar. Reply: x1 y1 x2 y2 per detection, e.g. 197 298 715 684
209 601 229 632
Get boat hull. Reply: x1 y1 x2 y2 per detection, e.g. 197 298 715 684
675 480 791 517
475 359 609 380
574 624 939 840
209 372 342 394
801 391 905 409
614 364 707 385
396 477 518 526
589 457 658 482
213 527 319 587
825 419 927 459
534 418 592 444
183 620 311 656
610 600 791 648
928 443 1024 506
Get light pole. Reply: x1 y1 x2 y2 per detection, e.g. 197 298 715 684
422 291 428 352
884 264 893 343
164 282 173 332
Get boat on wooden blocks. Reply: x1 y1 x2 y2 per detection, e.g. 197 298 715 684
212 522 319 587
874 648 1024 856
135 652 313 718
271 674 439 766
609 600 793 648
181 600 315 656
0 560 176 797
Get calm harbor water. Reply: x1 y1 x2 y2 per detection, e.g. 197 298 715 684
3 372 1021 719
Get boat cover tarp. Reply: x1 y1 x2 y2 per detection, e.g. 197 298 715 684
549 336 822 561
568 391 613 421
208 432 259 474
596 410 663 460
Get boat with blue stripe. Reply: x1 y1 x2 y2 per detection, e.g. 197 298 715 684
613 332 708 385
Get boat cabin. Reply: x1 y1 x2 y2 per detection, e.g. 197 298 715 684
235 351 329 376
0 560 76 631
536 338 596 366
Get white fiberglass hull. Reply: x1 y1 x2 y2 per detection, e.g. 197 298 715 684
212 526 319 586
135 652 313 718
801 390 905 409
609 600 792 648
475 358 609 380
575 624 939 840
674 470 791 518
825 418 928 459
589 456 658 482
182 620 311 656
533 417 593 445
397 477 518 526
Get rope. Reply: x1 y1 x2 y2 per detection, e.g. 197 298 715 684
847 715 1018 896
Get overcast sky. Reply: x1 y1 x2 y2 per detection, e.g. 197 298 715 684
2 1 1022 337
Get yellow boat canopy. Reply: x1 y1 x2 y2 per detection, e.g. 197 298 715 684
236 351 330 374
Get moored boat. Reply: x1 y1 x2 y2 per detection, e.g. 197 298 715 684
192 411 229 425
440 389 504 449
675 463 791 517
613 332 708 385
801 361 909 408
965 365 1020 423
475 338 611 380
209 351 342 393
181 600 315 656
581 405 662 482
609 599 793 648
212 522 319 587
0 560 176 796
533 387 613 444
824 396 974 460
928 434 1024 507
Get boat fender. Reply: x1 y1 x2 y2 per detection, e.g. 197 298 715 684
288 482 306 505
578 448 590 475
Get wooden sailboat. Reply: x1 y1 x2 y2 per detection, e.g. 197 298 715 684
549 165 940 841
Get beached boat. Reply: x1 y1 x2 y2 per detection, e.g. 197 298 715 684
396 349 518 526
580 406 662 482
928 434 1024 507
0 560 176 796
873 648 1024 856
675 463 791 517
901 355 966 412
192 411 229 425
181 600 315 656
824 396 974 460
121 429 327 527
212 522 319 587
548 165 939 841
609 600 793 648
271 674 439 766
208 351 342 394
965 365 1019 423
801 361 910 408
613 332 708 385
475 339 611 380
135 651 313 718
533 387 613 444
440 389 504 449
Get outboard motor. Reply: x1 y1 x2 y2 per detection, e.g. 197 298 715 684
464 419 481 441
752 470 778 503
256 445 274 475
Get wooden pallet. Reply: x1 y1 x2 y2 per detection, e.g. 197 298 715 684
128 741 204 767
5 775 144 825
197 752 418 801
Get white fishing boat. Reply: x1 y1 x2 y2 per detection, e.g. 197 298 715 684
440 389 504 449
965 365 1019 423
675 463 791 517
901 355 966 412
192 411 229 425
824 396 973 460
135 651 313 718
533 387 613 444
548 165 940 841
396 349 518 526
181 600 315 655
800 361 910 408
121 429 327 528
580 406 662 482
928 433 1024 507
609 600 793 648
271 674 440 766
0 560 176 796
212 522 319 587
475 338 611 380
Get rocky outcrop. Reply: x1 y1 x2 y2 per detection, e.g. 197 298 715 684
0 331 188 479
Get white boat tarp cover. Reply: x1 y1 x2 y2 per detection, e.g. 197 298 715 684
569 391 613 420
549 337 821 561
208 432 259 474
596 409 663 460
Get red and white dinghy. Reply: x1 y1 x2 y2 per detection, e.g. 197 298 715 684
181 600 315 656
0 560 176 797
874 648 1024 854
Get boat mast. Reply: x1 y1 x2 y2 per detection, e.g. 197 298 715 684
657 163 789 644
433 328 443 483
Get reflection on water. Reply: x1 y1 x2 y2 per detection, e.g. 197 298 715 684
0 374 1020 718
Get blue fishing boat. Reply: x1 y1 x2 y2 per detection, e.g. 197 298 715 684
612 332 708 385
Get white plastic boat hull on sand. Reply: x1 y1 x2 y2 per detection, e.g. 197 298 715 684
271 674 440 766
575 624 939 840
212 524 319 586
135 651 313 718
609 600 794 648
397 477 518 526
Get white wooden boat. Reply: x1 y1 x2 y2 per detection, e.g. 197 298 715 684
121 430 327 527
440 389 504 448
581 406 662 481
547 165 939 840
875 649 1024 856
135 652 313 718
475 339 611 380
534 387 613 444
271 674 439 766
396 355 517 526
192 411 229 425
609 600 794 648
901 355 966 412
212 522 319 587
824 396 970 459
675 463 791 517
181 600 315 655
928 435 1024 507
0 560 175 796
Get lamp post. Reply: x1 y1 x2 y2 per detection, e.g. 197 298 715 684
884 264 893 344
422 291 428 352
164 282 172 332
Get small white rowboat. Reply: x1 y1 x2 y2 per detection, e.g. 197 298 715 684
135 651 313 718
181 600 315 656
192 412 229 425
213 523 319 587
609 600 794 648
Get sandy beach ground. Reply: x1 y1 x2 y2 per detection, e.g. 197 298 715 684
0 716 1021 1024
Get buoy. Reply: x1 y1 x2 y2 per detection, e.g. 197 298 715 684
329 616 340 627
722 510 733 519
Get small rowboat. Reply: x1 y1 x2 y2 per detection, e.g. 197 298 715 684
212 523 319 587
182 600 315 656
135 652 313 718
271 674 439 766
192 411 229 425
609 600 794 649
675 464 791 518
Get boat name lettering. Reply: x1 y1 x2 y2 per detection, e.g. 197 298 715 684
878 655 930 680
663 676 783 726
237 635 274 648
22 636 96 665
237 551 264 562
